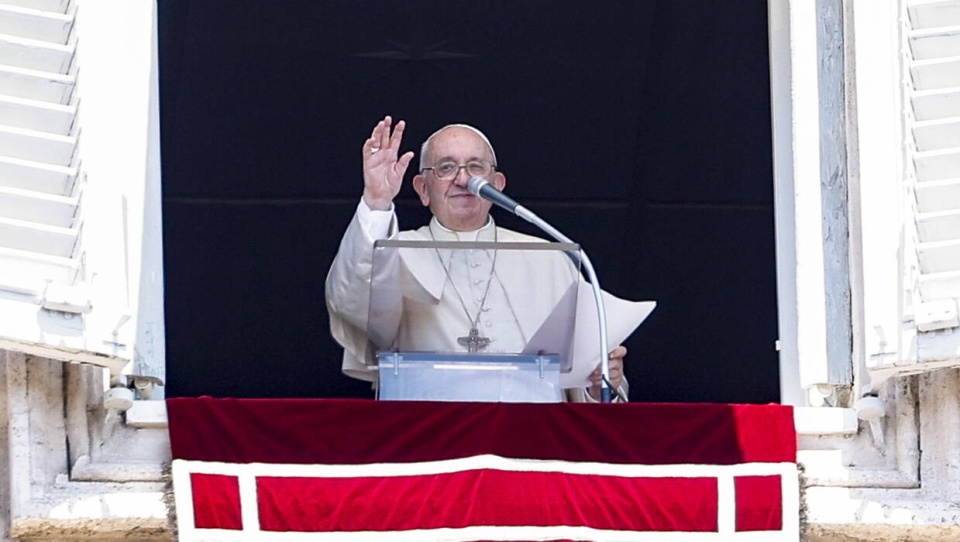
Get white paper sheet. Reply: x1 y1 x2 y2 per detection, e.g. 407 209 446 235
522 283 656 388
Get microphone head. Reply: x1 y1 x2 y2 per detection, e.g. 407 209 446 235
467 176 489 196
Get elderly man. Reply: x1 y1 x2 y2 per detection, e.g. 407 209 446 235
326 115 627 402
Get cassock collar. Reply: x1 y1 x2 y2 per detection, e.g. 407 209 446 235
403 215 497 304
428 216 496 242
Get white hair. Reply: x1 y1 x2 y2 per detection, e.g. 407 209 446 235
419 124 498 171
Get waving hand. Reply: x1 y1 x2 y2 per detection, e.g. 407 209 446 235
362 116 415 210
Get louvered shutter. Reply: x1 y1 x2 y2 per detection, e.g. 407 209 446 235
0 0 164 382
866 0 960 379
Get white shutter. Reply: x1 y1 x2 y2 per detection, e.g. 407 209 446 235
912 0 960 312
863 0 960 382
0 0 165 384
0 0 87 356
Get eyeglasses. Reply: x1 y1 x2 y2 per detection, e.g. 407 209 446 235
421 160 496 181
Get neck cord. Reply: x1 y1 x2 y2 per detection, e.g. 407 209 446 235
430 227 498 338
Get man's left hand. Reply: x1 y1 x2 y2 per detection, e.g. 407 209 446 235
587 345 627 401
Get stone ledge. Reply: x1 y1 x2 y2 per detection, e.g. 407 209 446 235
795 406 858 436
11 517 170 541
125 400 167 429
805 487 960 541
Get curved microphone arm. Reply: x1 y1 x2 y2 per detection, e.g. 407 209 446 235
467 177 612 403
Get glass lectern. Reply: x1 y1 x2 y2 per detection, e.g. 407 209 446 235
368 238 582 402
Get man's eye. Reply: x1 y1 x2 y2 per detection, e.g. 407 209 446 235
436 163 458 175
466 162 487 175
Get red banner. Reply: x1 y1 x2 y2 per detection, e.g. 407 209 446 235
168 398 798 541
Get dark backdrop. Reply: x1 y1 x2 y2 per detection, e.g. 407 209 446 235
158 1 779 403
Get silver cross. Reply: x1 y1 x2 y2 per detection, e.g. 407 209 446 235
457 328 491 353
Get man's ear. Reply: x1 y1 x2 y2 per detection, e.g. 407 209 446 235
412 174 430 206
492 171 506 192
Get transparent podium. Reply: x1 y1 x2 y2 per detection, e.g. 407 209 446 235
368 238 582 403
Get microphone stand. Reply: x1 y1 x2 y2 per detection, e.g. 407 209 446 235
512 207 612 403
467 177 612 402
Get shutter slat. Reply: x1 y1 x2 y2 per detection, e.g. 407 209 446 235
0 215 77 257
0 156 76 195
0 66 75 104
916 178 960 213
915 148 960 181
0 125 76 165
911 56 960 90
0 33 74 74
909 0 960 30
912 87 960 120
0 1 71 16
913 117 960 151
920 269 960 300
0 246 76 290
0 186 76 227
0 4 72 44
918 209 960 243
918 239 960 274
0 95 75 134
910 26 960 60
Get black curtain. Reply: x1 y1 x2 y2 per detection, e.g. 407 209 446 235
159 1 778 403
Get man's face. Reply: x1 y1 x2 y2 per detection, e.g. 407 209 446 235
413 127 506 232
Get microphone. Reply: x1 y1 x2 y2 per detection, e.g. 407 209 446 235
467 177 522 215
466 175 614 402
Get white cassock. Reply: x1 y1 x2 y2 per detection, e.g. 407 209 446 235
325 200 626 402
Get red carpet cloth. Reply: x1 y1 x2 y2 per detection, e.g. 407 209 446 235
167 398 798 541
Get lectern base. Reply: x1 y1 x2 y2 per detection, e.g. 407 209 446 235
376 352 562 403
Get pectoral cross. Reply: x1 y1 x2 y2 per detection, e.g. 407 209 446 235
458 328 491 353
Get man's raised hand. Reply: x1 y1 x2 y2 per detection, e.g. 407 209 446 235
362 116 415 211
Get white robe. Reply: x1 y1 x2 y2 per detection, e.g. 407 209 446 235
325 201 624 402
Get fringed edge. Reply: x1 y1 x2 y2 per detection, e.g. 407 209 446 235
162 460 178 542
798 461 809 542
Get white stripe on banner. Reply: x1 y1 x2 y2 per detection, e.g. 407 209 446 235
172 457 801 542
717 473 735 535
237 469 259 534
174 454 796 478
176 525 797 542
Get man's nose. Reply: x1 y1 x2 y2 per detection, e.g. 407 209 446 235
453 167 471 187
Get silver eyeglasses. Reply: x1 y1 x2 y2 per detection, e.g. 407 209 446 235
421 160 496 181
